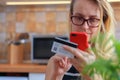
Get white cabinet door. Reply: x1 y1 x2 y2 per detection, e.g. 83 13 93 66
29 73 45 80
0 76 28 80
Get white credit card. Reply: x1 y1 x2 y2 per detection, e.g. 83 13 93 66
51 37 78 58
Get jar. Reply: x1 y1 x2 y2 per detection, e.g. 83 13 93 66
8 41 24 64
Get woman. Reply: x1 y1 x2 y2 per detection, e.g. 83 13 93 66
45 0 115 80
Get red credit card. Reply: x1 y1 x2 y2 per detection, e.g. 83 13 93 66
70 32 89 51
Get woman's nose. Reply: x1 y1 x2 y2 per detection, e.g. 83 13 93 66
82 21 89 29
81 22 92 34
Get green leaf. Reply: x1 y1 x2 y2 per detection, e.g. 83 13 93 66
83 33 120 80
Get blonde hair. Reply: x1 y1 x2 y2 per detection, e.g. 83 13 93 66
95 0 116 59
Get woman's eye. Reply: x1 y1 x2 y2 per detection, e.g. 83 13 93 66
77 17 83 21
89 18 96 22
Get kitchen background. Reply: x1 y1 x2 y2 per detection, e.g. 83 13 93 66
0 2 120 63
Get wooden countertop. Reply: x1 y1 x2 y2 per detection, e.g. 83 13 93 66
0 64 46 73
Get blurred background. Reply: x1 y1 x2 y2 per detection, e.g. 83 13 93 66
0 0 120 63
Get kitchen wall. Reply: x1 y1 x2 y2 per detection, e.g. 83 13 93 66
111 3 120 40
0 4 70 62
0 5 70 35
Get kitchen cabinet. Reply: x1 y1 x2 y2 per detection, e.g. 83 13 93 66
29 73 45 80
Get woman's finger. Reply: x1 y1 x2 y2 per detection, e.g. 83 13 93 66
63 45 84 58
63 45 87 63
63 45 96 64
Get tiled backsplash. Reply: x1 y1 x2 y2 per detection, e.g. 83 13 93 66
0 5 70 62
115 22 120 40
0 5 70 34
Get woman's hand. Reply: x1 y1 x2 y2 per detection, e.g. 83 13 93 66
63 45 96 80
45 54 72 80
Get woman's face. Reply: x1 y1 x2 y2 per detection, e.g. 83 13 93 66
71 0 100 41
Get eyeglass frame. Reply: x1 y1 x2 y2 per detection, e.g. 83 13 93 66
70 15 100 28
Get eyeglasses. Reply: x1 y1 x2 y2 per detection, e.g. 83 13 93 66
71 16 100 28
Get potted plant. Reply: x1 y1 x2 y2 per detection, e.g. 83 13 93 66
83 33 120 80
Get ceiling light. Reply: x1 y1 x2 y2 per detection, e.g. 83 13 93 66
6 1 71 5
5 0 120 6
